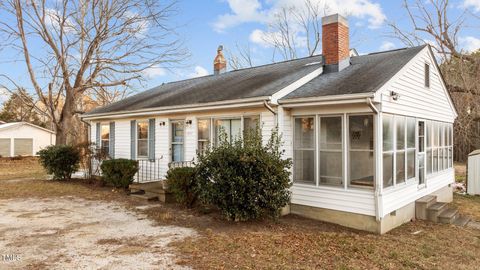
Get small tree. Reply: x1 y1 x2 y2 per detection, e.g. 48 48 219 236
196 127 292 221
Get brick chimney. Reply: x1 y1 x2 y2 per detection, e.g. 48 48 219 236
322 14 350 72
213 45 226 75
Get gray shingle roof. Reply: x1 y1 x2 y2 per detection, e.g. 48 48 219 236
85 55 323 115
281 45 426 100
84 45 425 116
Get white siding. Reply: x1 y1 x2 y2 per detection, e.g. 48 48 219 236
291 185 376 216
156 118 170 178
381 169 454 216
115 120 130 159
261 111 275 145
380 47 456 122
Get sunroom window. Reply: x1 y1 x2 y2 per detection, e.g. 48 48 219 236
382 114 394 188
319 116 343 186
406 117 416 179
349 115 374 187
197 119 211 155
293 117 315 184
396 116 406 184
214 118 241 145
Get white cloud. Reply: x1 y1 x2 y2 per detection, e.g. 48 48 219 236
463 0 480 12
460 36 480 52
143 66 167 78
189 66 209 78
379 41 396 51
214 0 387 34
0 87 10 106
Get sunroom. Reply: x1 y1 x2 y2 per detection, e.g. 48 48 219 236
287 105 454 232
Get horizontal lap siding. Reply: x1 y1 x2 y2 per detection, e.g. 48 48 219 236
114 120 130 159
381 49 455 122
184 117 197 161
261 112 275 145
156 118 170 179
381 169 454 215
291 185 376 216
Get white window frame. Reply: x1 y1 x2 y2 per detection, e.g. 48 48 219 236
136 120 149 159
292 115 316 185
318 115 344 187
171 119 185 162
197 118 211 155
100 123 110 153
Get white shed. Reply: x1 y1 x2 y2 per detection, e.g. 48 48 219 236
0 122 56 157
467 150 480 195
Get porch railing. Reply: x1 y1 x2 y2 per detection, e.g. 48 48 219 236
135 158 164 183
168 161 195 169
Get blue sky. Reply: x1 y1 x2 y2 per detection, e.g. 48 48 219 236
1 0 480 100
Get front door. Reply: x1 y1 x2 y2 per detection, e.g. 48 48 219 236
417 121 426 186
171 121 185 162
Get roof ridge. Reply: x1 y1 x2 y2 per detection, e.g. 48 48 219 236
366 44 427 56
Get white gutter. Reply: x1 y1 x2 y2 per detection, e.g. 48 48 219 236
279 93 374 105
367 97 382 222
263 100 276 115
82 96 270 120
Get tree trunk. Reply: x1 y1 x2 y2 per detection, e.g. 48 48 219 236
55 91 76 145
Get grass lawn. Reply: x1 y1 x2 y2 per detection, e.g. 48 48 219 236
1 158 480 269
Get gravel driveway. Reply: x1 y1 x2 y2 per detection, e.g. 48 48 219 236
0 197 196 269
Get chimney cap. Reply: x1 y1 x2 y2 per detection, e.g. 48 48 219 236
217 45 223 52
322 13 348 27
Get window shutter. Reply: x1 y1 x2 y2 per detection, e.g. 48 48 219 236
148 118 156 160
130 120 136 160
109 122 115 158
96 122 100 148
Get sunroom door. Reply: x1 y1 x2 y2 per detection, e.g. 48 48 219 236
171 120 185 162
417 120 426 186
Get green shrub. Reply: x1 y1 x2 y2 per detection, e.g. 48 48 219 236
196 127 292 221
166 166 198 207
100 159 139 188
38 145 81 180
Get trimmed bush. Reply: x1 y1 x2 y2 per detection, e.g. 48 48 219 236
100 159 139 188
38 145 81 180
196 127 292 221
166 166 198 207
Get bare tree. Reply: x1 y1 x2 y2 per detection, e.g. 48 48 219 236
263 0 329 61
388 0 480 161
226 43 254 70
0 0 188 145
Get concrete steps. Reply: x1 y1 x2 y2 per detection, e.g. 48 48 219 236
416 195 470 227
129 181 175 203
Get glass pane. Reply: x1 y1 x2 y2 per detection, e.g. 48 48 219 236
407 117 415 148
433 122 439 147
137 122 149 139
396 151 405 184
433 149 438 172
172 144 184 162
426 121 432 148
215 119 230 144
383 153 393 188
319 151 342 186
198 141 209 155
138 140 148 157
383 114 393 151
449 125 453 146
439 148 444 171
198 119 210 140
449 148 453 168
231 119 242 141
172 122 184 143
443 148 448 170
244 116 260 132
294 150 315 184
349 151 374 187
419 154 425 184
418 121 425 152
101 124 110 140
440 124 445 147
319 117 342 150
427 149 432 174
349 115 373 150
295 117 315 149
396 116 405 150
407 149 415 179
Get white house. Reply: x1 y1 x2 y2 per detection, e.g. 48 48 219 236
82 14 457 233
0 122 56 157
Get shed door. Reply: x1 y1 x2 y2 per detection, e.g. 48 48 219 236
0 139 11 157
14 138 33 156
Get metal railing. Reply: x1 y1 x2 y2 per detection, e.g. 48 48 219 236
135 158 164 183
168 161 195 169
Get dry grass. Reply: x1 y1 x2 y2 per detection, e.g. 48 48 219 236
1 159 480 269
0 157 47 180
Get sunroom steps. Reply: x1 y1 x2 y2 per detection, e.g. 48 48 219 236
415 195 470 227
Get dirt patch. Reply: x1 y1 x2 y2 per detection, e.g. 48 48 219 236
0 197 196 269
0 157 47 181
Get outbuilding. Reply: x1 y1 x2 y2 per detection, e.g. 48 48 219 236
0 122 56 157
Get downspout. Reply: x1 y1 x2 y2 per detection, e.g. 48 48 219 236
367 97 382 222
263 100 276 115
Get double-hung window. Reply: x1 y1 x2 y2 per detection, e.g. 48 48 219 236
214 118 242 145
319 116 343 186
100 123 110 155
382 114 394 188
293 117 315 184
171 121 185 162
137 121 149 158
